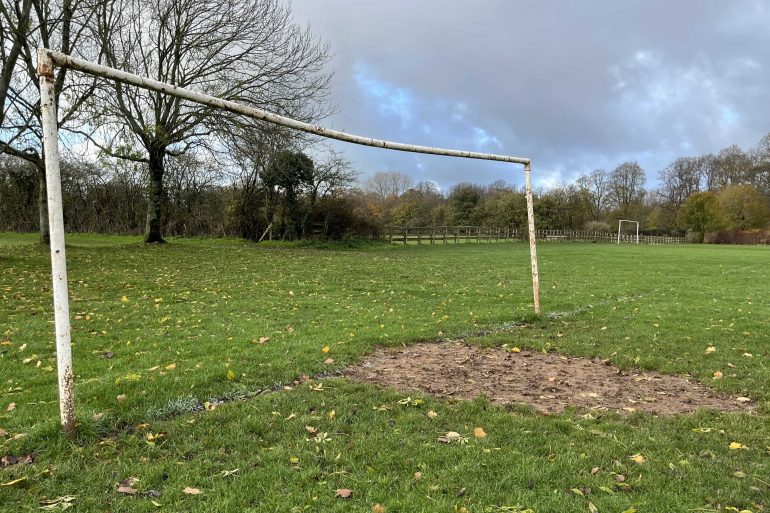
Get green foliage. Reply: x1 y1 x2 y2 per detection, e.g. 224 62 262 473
677 191 725 241
716 184 770 230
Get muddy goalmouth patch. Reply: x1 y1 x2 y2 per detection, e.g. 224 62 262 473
345 342 754 415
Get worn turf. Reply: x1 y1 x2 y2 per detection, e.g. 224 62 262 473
1 234 768 512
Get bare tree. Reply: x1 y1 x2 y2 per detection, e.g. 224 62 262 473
710 145 752 189
608 161 645 210
576 169 608 217
364 171 414 201
658 157 701 209
90 0 332 242
0 0 104 243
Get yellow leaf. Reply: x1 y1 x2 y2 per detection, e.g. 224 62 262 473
713 371 723 379
1 476 27 487
121 296 129 302
372 504 386 513
322 346 330 353
6 403 16 412
511 347 521 353
328 410 336 419
226 369 235 381
151 500 162 507
728 442 746 450
183 487 202 495
426 410 438 419
705 346 716 353
289 456 300 464
474 427 487 439
164 363 176 371
629 453 645 464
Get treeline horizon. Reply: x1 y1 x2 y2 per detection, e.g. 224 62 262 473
1 131 769 243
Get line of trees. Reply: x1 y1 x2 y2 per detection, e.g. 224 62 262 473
2 1 769 244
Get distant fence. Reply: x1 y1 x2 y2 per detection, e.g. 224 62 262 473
384 226 693 245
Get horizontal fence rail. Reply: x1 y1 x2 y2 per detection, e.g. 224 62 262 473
385 227 693 245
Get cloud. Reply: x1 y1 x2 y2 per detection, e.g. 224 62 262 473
291 0 770 191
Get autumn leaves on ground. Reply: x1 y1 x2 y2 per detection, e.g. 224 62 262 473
1 234 768 512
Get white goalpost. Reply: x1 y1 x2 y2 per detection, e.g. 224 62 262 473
617 219 640 244
36 48 541 437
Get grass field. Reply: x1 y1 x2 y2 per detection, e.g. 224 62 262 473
1 234 768 512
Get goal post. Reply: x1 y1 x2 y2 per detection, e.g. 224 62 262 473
36 48 540 437
617 219 640 244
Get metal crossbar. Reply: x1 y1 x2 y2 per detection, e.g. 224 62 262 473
36 47 541 437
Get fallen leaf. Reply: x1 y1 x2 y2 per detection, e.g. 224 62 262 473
335 489 353 499
713 371 723 379
511 347 521 353
473 427 487 439
151 500 162 507
117 486 137 495
736 397 751 403
629 453 645 464
328 410 336 419
121 296 129 302
588 501 599 513
705 346 716 353
289 456 300 464
324 358 335 364
372 504 386 513
305 426 317 434
0 428 7 437
38 495 76 510
728 442 747 450
437 431 465 444
414 472 423 480
6 403 16 412
116 394 127 403
183 487 202 495
590 466 600 474
322 346 330 353
164 363 176 371
1 476 27 487
226 369 235 381
426 410 438 419
258 336 269 344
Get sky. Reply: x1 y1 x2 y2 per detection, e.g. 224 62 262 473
289 0 770 192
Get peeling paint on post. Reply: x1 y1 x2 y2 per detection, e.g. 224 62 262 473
37 49 76 438
525 163 541 315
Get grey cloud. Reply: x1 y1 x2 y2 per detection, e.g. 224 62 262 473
291 0 770 190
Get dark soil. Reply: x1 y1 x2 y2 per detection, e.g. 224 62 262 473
345 342 755 415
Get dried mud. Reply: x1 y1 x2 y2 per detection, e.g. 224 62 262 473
345 342 754 415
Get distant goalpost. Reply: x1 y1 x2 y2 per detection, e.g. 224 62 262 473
36 48 541 437
617 219 640 244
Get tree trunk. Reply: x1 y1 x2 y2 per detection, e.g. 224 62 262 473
36 163 50 245
144 148 166 243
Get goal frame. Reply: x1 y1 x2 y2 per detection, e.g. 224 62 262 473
36 48 540 437
617 219 640 244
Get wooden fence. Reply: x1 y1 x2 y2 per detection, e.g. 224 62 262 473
384 226 693 245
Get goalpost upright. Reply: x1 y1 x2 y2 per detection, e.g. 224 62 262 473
617 219 640 244
36 48 541 437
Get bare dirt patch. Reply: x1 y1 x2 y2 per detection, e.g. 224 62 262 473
345 342 754 415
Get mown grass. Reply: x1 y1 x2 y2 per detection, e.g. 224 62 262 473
1 234 768 512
